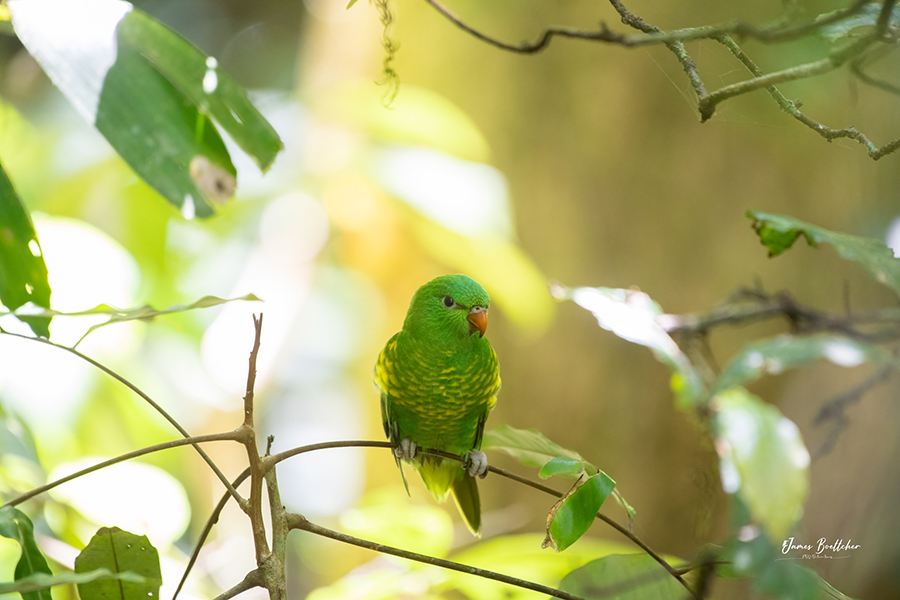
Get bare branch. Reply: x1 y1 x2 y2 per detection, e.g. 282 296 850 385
0 330 247 507
242 314 270 563
418 0 900 158
3 431 242 508
288 513 588 600
812 365 893 459
211 569 263 600
173 468 252 600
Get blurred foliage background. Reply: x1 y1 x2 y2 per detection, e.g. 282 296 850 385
0 0 899 598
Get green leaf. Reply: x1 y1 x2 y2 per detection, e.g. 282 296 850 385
346 0 360 7
0 569 147 595
559 554 685 600
816 3 900 42
482 424 587 469
714 388 810 538
747 211 900 294
539 457 587 479
715 333 893 393
0 507 53 600
74 527 162 600
554 285 705 407
0 161 51 337
545 472 616 552
118 11 282 171
9 0 282 218
1 294 261 346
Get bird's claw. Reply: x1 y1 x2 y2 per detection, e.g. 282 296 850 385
464 449 489 479
394 438 418 462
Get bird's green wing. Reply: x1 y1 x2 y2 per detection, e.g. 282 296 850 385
375 332 411 493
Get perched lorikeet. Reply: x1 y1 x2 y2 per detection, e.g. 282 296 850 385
375 274 501 535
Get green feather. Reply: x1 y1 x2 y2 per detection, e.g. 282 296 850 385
375 274 501 535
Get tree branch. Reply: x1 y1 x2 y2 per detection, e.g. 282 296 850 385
173 468 252 600
241 314 270 564
211 569 263 600
3 431 242 507
0 330 247 507
287 513 589 600
419 0 900 158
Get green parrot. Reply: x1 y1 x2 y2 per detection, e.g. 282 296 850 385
375 274 501 535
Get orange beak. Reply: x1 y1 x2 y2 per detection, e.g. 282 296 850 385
467 307 488 337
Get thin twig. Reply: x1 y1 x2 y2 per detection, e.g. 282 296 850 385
211 569 263 600
287 513 588 600
242 314 269 563
0 330 247 507
173 468 252 600
3 431 241 507
812 365 893 459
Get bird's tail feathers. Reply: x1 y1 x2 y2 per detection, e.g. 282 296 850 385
451 475 481 536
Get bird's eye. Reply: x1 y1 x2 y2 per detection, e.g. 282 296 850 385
442 296 455 308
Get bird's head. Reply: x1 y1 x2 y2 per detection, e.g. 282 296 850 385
403 274 491 343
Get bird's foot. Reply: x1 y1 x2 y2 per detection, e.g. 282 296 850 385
464 449 489 479
393 438 418 462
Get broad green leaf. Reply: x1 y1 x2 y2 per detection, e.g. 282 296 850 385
816 3 900 42
0 507 53 600
539 457 586 479
0 569 147 595
554 285 705 407
0 161 50 337
1 294 261 346
714 388 810 538
545 472 616 552
9 0 281 218
715 333 893 393
118 11 282 171
75 527 161 600
747 211 900 294
559 554 684 600
482 424 587 469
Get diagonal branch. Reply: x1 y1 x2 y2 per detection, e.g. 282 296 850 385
287 513 588 600
3 431 242 507
0 330 247 507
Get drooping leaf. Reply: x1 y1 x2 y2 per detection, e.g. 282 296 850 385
539 457 587 479
715 333 893 393
9 0 282 218
2 294 261 346
482 424 588 470
117 11 282 171
559 554 685 600
0 507 53 600
0 161 51 337
747 211 900 295
484 425 635 521
0 569 147 595
713 388 810 538
74 527 162 600
554 285 705 407
816 3 900 42
544 472 616 552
